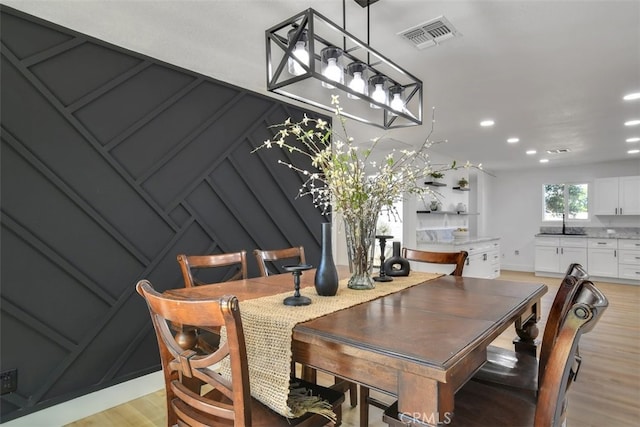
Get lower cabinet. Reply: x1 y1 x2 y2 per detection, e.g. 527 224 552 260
534 237 588 273
618 239 640 280
587 238 618 277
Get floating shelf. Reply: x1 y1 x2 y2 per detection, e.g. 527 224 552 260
424 181 447 187
417 210 477 215
453 186 470 191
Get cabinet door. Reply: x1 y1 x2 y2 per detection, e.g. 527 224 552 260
464 252 491 278
594 177 619 215
619 176 640 215
588 248 618 277
535 246 559 272
560 247 588 272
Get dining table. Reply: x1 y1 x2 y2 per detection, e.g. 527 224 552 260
165 266 547 426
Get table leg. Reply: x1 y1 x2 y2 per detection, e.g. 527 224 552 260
513 301 541 357
395 372 454 426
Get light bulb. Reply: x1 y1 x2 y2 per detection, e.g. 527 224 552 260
287 41 308 76
390 93 404 112
370 84 387 109
348 72 366 99
322 58 342 89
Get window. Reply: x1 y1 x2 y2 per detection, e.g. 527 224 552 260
543 183 589 221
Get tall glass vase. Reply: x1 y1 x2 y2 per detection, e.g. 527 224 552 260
344 213 378 290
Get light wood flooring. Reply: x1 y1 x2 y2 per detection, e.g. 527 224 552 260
67 271 640 426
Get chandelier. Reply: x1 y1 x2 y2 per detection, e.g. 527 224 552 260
265 1 423 129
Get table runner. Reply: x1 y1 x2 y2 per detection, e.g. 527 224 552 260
215 271 442 418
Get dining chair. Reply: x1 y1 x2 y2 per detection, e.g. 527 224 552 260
473 263 590 392
402 247 469 276
253 245 359 408
359 247 468 427
382 279 608 427
177 251 248 287
136 280 345 427
253 246 306 276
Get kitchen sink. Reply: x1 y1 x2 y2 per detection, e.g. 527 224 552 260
537 232 587 236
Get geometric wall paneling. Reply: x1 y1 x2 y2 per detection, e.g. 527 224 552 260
0 5 328 421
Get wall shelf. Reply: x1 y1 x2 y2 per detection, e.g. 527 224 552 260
417 210 477 215
453 186 470 191
424 181 447 187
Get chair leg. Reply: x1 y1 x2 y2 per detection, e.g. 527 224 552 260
359 386 370 427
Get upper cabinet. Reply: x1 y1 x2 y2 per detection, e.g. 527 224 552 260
594 176 640 215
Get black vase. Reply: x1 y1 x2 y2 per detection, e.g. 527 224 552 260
314 222 339 296
383 241 411 277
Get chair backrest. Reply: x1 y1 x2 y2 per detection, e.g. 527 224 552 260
253 246 306 277
402 248 468 276
177 251 248 287
136 280 251 426
538 263 589 385
535 280 608 426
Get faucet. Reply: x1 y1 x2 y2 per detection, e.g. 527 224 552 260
562 213 566 235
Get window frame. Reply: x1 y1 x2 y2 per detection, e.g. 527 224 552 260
542 182 590 222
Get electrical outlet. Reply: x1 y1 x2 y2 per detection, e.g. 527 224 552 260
515 250 520 255
1 369 18 395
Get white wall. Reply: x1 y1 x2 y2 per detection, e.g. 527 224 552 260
486 159 640 272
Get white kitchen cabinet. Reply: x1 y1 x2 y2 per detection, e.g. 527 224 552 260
594 176 640 215
618 239 640 281
587 238 618 277
534 237 588 273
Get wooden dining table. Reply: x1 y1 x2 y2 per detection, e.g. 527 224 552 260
165 267 547 426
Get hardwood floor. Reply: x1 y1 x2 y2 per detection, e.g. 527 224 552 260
66 271 640 426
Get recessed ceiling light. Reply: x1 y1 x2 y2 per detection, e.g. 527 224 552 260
628 149 640 154
526 150 537 155
480 120 495 127
625 119 640 126
623 92 640 101
539 159 549 163
626 137 640 143
507 137 519 143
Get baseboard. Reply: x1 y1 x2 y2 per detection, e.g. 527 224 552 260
2 371 164 427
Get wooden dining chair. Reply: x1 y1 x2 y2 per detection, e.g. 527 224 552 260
359 248 468 427
253 245 359 409
402 247 469 276
473 263 590 392
253 246 306 277
175 251 248 353
177 251 248 287
136 280 344 427
382 279 608 427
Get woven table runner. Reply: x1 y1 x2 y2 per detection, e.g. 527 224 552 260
215 271 442 418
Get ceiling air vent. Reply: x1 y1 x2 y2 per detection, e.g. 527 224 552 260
398 16 461 50
546 148 572 154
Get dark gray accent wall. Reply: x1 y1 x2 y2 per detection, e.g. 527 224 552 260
0 5 327 421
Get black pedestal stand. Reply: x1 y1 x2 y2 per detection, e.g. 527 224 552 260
374 235 394 282
282 264 313 306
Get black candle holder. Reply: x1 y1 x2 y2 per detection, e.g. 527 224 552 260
282 264 313 306
374 235 394 282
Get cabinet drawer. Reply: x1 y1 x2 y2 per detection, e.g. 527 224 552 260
560 237 587 248
536 237 559 247
588 238 618 249
619 250 640 266
619 239 640 250
619 265 640 280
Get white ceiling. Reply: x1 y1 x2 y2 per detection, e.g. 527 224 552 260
6 0 640 174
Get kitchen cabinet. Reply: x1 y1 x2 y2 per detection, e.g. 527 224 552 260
594 176 640 215
587 238 618 277
534 237 588 273
618 239 640 281
415 238 500 279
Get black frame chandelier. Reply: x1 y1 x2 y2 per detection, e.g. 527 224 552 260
265 2 423 129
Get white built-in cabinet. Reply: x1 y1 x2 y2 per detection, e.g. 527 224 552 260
594 176 640 215
587 238 618 277
618 239 640 281
416 239 500 279
534 237 588 273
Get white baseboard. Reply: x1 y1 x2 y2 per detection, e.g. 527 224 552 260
2 371 164 427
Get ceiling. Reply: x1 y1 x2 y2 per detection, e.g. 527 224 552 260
5 0 640 174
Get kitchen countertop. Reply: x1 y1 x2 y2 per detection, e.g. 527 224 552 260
535 227 640 240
